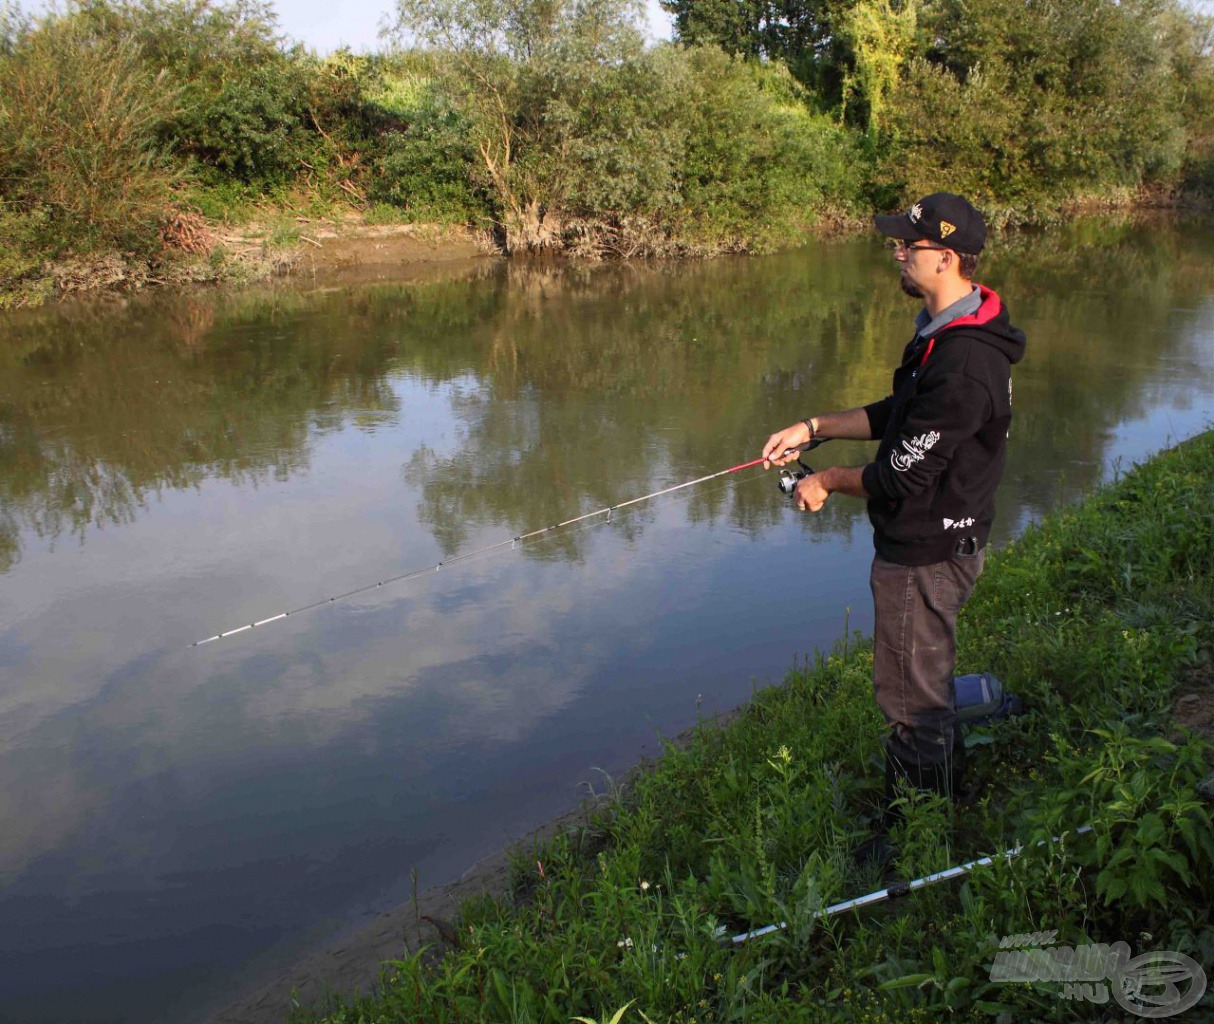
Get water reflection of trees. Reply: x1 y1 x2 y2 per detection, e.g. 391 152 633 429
405 223 1214 558
1 219 1212 572
984 217 1214 527
0 280 454 570
402 253 890 556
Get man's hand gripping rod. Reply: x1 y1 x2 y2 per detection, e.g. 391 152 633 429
773 437 827 497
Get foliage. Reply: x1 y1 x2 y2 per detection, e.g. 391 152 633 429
658 0 853 104
3 0 1214 301
881 0 1189 215
67 0 319 186
1043 727 1213 909
0 11 181 258
390 0 859 254
1168 6 1214 193
391 0 653 251
0 205 53 307
660 0 1214 213
663 48 861 251
299 429 1214 1021
363 60 487 223
837 0 917 132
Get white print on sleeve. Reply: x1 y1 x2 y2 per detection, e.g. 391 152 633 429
943 517 976 530
890 430 941 473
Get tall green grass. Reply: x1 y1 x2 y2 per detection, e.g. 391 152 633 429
302 431 1214 1023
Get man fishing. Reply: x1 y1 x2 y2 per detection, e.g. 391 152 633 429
762 193 1026 864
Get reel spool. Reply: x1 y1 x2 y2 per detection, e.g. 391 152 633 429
777 455 814 496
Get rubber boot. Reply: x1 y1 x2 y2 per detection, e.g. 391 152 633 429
856 741 964 869
949 725 968 803
900 742 965 803
854 752 908 869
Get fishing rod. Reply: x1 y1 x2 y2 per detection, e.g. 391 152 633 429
730 825 1094 944
192 439 827 647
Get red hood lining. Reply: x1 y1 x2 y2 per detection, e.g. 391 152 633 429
943 285 1001 330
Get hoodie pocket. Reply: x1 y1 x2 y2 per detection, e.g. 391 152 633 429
916 473 951 544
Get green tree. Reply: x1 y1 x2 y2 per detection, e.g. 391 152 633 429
389 0 860 254
667 47 860 249
838 0 917 131
884 0 1190 213
658 0 855 105
69 0 317 185
390 0 649 251
1162 4 1214 191
362 57 486 222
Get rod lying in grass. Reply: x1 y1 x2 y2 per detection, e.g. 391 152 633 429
730 826 1094 945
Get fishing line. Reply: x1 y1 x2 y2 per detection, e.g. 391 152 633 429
193 444 815 647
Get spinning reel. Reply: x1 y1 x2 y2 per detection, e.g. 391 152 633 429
777 455 815 497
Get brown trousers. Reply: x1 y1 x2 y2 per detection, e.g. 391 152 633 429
869 550 985 770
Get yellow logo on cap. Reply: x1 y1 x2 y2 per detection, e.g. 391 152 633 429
940 221 957 239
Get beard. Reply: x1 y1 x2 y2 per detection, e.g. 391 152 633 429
899 270 924 298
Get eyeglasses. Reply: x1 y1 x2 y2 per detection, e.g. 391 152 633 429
886 239 948 253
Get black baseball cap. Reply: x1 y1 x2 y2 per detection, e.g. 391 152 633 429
873 192 987 254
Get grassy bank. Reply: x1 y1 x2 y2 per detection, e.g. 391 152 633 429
298 431 1214 1023
4 0 1214 308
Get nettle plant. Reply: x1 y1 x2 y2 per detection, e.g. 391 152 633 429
1047 727 1214 913
954 723 1214 977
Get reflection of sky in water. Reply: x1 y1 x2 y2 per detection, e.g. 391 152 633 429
0 237 1213 1024
1098 301 1214 473
1000 292 1214 536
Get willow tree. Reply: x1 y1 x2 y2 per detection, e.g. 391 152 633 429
886 0 1194 211
389 0 647 252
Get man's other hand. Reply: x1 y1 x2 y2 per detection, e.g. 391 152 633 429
794 472 830 513
762 421 811 467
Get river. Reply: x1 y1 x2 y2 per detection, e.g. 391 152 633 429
1 216 1213 1023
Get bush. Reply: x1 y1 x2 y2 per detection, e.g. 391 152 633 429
534 44 866 252
1169 5 1214 195
521 42 864 253
390 0 866 253
668 47 863 249
0 12 181 258
363 62 486 222
0 206 53 306
546 47 686 234
69 0 317 186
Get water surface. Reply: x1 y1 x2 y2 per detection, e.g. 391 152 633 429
1 218 1213 1023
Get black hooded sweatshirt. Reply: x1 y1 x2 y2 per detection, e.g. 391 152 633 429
859 285 1027 566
